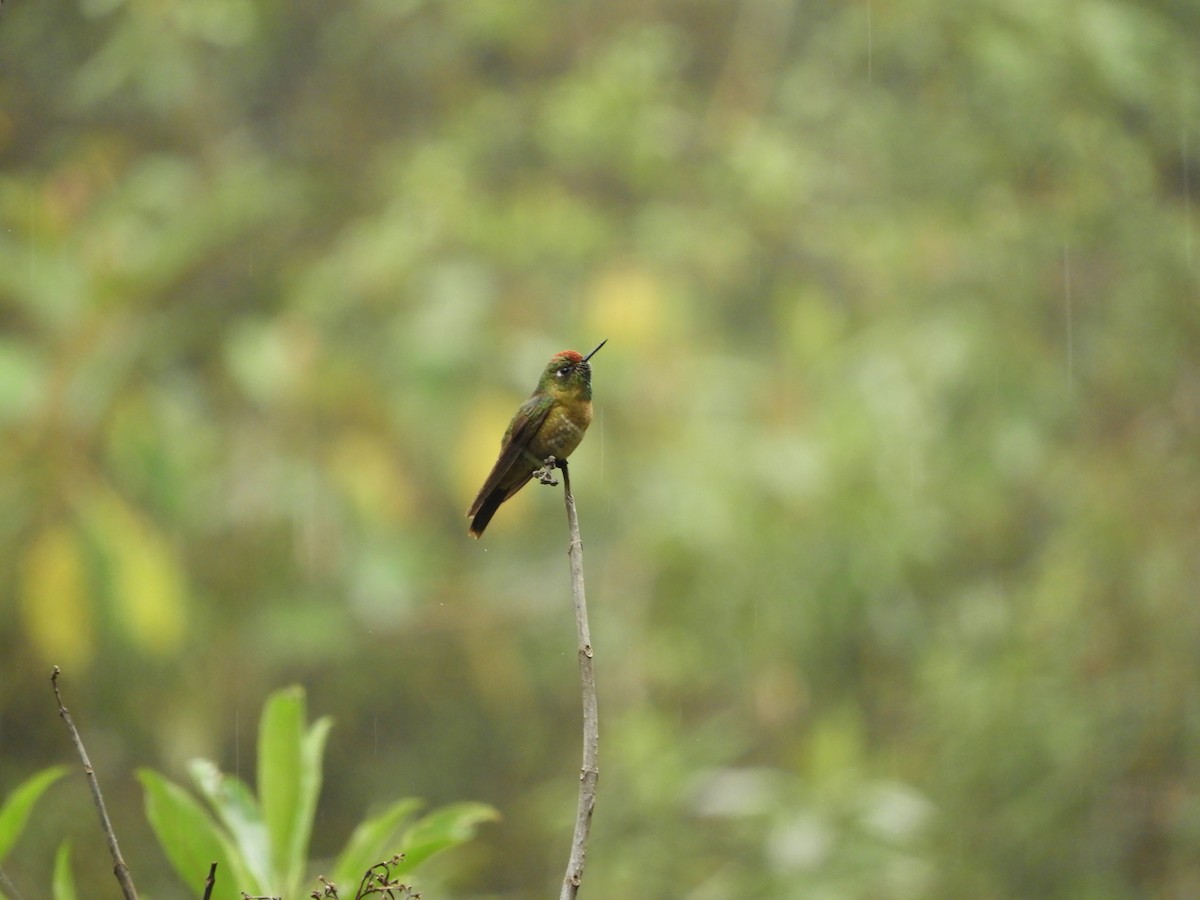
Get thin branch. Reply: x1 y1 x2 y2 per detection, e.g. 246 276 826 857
554 459 599 899
202 862 218 900
50 667 139 900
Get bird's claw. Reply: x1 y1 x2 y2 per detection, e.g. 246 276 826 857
534 456 560 486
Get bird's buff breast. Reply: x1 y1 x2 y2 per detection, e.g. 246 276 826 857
533 402 592 459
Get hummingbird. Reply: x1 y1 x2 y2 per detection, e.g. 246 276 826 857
467 340 606 538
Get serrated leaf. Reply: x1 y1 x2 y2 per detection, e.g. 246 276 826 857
187 758 271 890
52 841 78 900
138 768 257 899
327 797 424 892
0 766 67 861
393 802 500 875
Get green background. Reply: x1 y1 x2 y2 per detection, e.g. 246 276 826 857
3 0 1200 896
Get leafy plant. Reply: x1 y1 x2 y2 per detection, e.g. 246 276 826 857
138 686 496 899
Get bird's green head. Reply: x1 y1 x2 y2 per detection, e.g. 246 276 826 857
537 339 606 400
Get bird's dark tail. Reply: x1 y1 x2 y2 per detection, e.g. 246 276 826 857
468 490 504 538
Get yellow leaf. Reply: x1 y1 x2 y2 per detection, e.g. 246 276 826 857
20 524 94 669
86 490 187 656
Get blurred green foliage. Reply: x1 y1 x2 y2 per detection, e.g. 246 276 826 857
2 0 1199 897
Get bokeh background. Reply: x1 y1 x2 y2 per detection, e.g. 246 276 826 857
3 0 1200 897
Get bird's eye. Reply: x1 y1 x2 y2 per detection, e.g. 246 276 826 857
557 366 571 378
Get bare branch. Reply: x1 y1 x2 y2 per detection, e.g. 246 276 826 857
555 460 599 899
202 862 218 900
50 667 139 900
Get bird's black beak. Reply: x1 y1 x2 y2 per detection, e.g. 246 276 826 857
583 339 607 362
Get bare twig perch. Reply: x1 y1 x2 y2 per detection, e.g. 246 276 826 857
542 458 599 899
51 667 139 900
201 862 217 900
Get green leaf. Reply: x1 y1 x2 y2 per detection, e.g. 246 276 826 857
52 841 78 900
327 797 424 892
292 713 333 891
0 336 45 426
0 766 66 861
187 758 271 890
138 768 256 899
258 685 331 894
393 802 500 875
258 686 305 889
